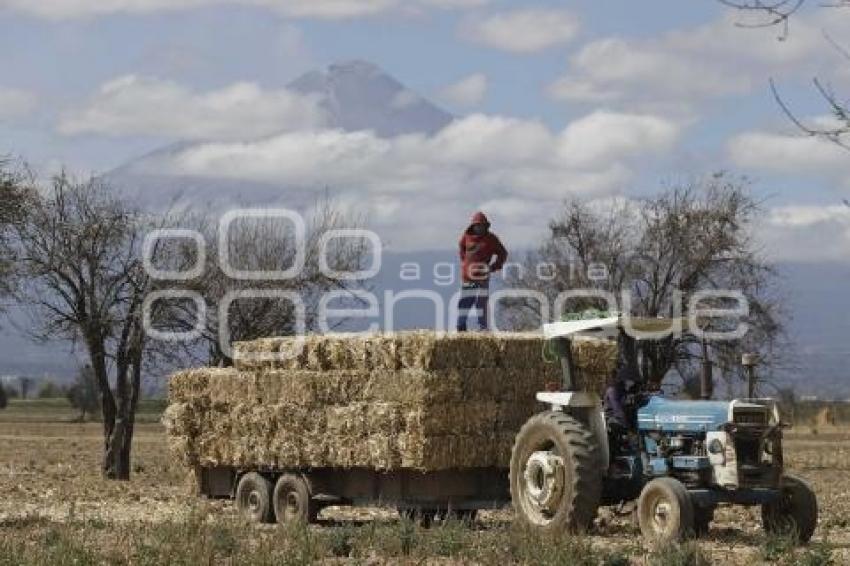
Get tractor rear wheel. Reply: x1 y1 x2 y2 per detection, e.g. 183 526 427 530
510 411 601 535
761 473 818 543
273 473 318 525
637 477 695 543
235 472 275 524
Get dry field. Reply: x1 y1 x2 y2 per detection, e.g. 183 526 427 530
0 399 847 565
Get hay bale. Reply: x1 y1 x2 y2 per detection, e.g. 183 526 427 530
496 333 550 369
397 432 515 470
232 337 308 371
572 338 618 395
233 331 563 372
169 368 214 403
166 331 619 473
394 331 500 370
403 402 500 437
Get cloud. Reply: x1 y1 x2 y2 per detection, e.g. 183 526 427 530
59 75 327 140
760 204 850 261
419 0 489 7
0 0 484 20
549 11 848 111
725 122 850 261
728 130 850 176
0 87 36 121
726 126 850 195
165 112 677 195
131 111 679 249
462 8 580 53
439 73 488 107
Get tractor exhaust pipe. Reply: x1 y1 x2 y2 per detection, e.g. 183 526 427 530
552 337 575 391
700 340 713 400
742 353 760 398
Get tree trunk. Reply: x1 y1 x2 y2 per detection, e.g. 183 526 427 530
105 315 145 481
105 416 131 480
105 358 136 480
119 359 142 477
86 334 117 478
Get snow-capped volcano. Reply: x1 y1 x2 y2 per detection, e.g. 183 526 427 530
105 60 454 205
288 60 453 137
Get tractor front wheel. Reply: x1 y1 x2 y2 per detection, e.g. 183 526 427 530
510 411 601 535
762 473 818 543
637 477 694 543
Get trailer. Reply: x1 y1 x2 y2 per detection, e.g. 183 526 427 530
198 465 509 524
164 332 613 526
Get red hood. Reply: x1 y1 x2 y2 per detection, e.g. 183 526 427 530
466 211 491 233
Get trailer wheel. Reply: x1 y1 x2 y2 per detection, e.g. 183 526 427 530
273 474 318 525
762 473 818 543
235 472 275 524
637 477 694 543
510 411 601 534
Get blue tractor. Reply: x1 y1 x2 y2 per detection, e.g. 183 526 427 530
510 316 818 543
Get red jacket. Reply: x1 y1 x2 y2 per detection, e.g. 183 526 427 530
459 212 508 283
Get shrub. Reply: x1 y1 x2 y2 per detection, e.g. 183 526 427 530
37 380 64 399
66 365 100 421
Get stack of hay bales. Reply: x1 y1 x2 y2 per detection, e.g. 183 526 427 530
164 332 617 472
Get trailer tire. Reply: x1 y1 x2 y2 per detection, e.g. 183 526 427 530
510 411 601 535
637 477 694 543
273 474 318 525
235 472 275 524
762 473 818 543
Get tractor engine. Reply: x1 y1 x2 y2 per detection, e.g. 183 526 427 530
636 397 783 490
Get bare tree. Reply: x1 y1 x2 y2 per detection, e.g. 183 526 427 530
67 364 101 422
147 197 371 367
0 161 33 305
720 0 850 148
505 174 788 394
18 376 32 400
12 174 152 479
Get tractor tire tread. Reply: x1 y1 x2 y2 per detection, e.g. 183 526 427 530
510 411 602 533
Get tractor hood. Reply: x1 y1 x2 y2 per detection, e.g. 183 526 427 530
637 396 732 433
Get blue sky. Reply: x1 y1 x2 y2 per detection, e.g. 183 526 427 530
1 0 850 258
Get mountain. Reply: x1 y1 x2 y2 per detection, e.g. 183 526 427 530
289 60 453 137
104 60 454 207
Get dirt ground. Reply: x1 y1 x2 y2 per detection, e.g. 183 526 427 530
1 401 848 564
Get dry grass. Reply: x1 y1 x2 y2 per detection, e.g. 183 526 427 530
1 400 849 564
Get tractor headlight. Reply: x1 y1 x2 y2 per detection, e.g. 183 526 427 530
708 439 724 455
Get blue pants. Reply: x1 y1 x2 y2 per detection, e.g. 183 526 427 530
457 282 489 332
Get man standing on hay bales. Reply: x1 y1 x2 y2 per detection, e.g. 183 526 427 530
457 211 508 332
